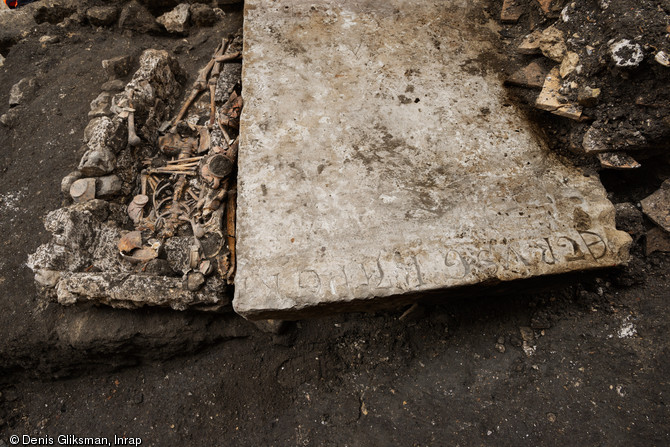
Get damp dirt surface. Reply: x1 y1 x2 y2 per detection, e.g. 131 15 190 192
0 1 669 446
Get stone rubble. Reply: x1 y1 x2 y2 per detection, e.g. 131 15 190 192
28 42 242 312
157 3 190 34
8 77 36 106
535 68 582 120
597 153 641 171
505 61 548 89
85 5 118 27
641 180 670 234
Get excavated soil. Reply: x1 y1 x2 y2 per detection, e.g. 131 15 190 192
1 1 669 446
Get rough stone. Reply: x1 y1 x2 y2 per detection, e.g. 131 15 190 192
102 55 134 79
577 86 601 107
163 237 193 274
84 116 127 154
101 79 125 92
118 0 158 34
640 179 670 233
0 107 21 128
535 68 583 120
233 0 631 320
505 61 547 89
186 271 206 291
559 51 579 78
157 3 190 34
27 200 128 276
0 7 34 49
9 77 36 106
86 5 119 27
120 49 183 143
518 30 543 55
582 123 647 153
34 269 62 289
539 26 567 62
88 91 113 117
597 152 641 170
61 170 83 195
95 175 123 198
78 146 116 176
190 3 217 27
500 0 523 23
55 272 227 311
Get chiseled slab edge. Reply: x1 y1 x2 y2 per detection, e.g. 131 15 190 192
234 0 631 319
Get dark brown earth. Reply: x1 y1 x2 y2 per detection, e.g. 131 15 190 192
1 1 669 446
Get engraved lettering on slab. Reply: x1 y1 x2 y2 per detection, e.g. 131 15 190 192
477 249 499 275
444 249 470 279
299 269 321 295
556 236 587 262
578 230 608 260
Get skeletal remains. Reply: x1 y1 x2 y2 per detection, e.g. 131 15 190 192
119 37 242 286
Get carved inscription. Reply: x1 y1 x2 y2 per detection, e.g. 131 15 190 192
243 231 610 299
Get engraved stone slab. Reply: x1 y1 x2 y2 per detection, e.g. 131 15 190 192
234 0 631 319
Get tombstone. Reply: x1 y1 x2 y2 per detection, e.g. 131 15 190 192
233 0 631 319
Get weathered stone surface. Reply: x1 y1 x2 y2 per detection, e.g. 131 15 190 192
101 79 126 92
95 175 123 198
27 200 129 276
118 0 158 34
61 170 82 195
0 107 21 128
214 32 242 103
597 152 641 170
86 5 119 27
190 3 217 27
577 86 600 107
559 51 579 78
640 179 670 233
539 26 567 62
582 123 647 153
157 3 190 34
505 61 547 89
55 273 228 311
0 8 34 49
88 91 113 117
500 0 523 23
234 0 631 319
84 116 127 154
0 53 5 68
118 49 183 143
536 68 582 119
518 30 543 55
102 55 133 79
9 77 36 106
78 146 116 176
